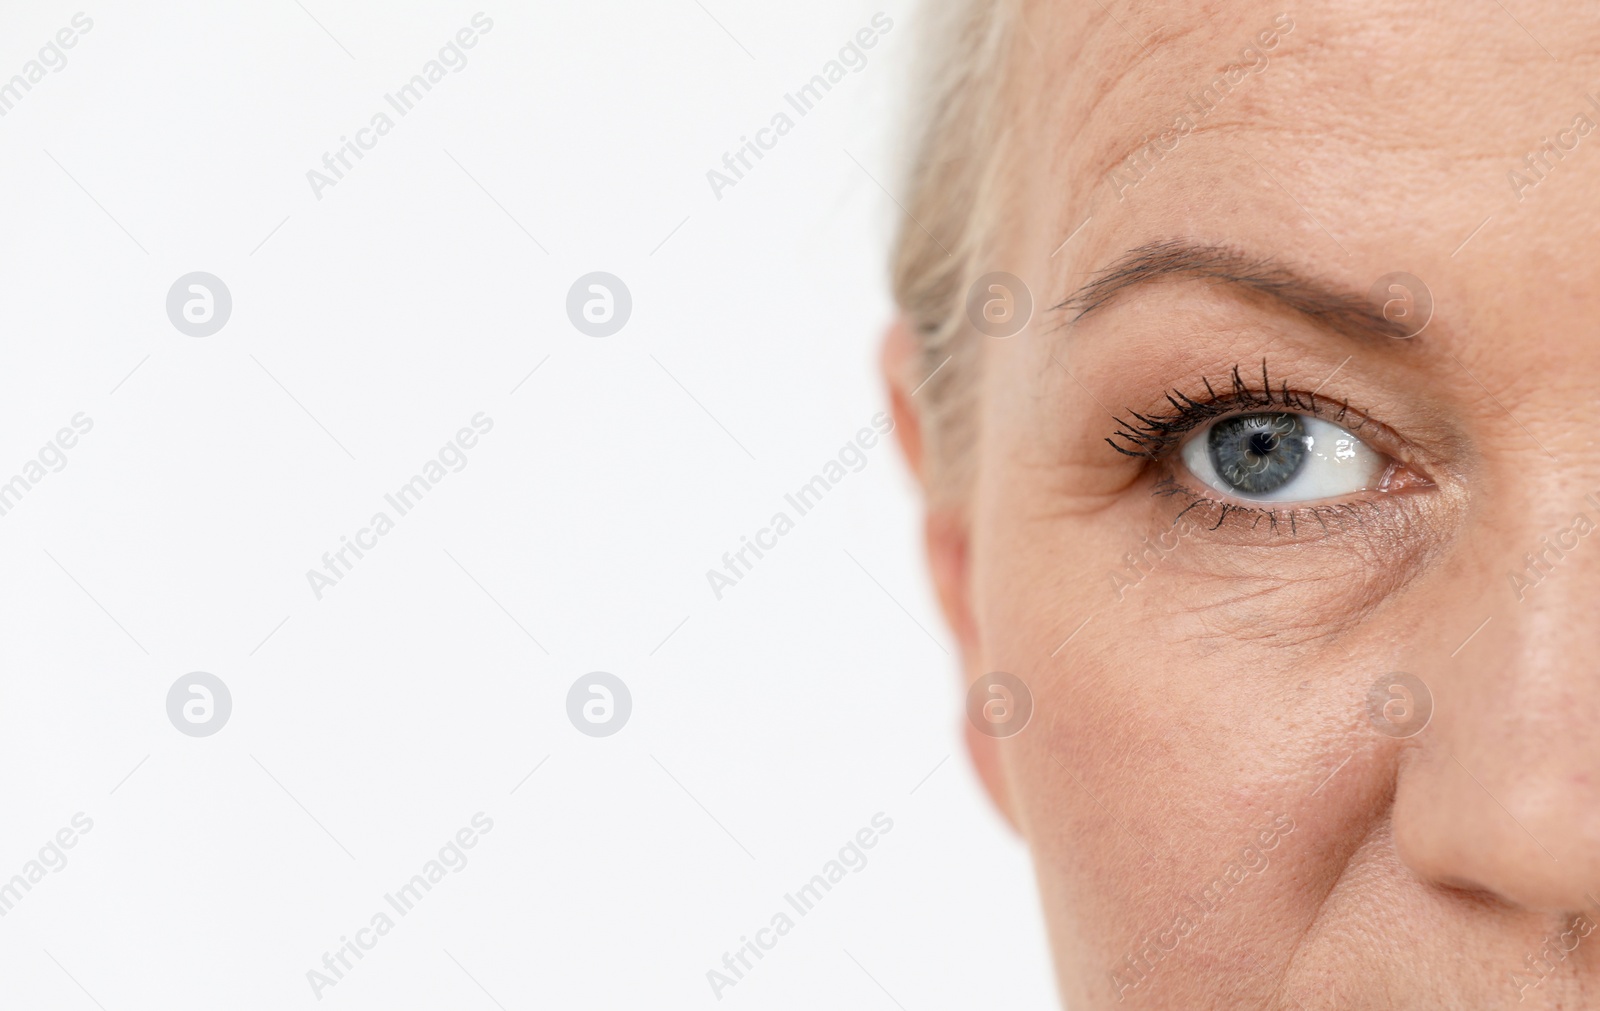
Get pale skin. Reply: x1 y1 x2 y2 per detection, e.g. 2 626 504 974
885 2 1600 1007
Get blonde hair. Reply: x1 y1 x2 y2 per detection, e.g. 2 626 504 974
890 0 1025 502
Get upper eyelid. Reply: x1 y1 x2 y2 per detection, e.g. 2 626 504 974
1105 362 1391 461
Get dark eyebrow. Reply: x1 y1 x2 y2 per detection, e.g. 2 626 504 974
1054 239 1419 342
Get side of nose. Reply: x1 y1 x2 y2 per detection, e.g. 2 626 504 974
1391 507 1600 912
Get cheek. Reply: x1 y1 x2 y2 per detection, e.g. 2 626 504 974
972 507 1386 996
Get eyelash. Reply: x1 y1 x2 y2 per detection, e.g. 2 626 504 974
1107 361 1389 535
1106 361 1365 461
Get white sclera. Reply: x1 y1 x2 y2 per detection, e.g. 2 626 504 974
1179 414 1387 502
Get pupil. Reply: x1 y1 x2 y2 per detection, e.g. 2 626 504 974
1208 413 1308 495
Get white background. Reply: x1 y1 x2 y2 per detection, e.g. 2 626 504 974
0 1 1056 1007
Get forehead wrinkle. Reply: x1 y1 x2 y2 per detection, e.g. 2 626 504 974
1044 4 1600 196
1026 12 1155 145
1044 24 1299 197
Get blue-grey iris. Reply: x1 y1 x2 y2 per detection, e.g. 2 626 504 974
1208 413 1309 495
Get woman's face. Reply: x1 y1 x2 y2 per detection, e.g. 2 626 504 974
893 1 1600 1006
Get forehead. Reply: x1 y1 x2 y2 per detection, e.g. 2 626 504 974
1012 0 1600 313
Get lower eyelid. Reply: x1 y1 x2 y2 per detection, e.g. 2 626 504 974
1157 474 1392 537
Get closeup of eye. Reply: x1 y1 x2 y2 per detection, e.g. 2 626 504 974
1178 412 1389 502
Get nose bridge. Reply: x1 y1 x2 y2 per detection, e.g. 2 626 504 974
1496 498 1600 743
1505 491 1600 613
1392 479 1600 910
